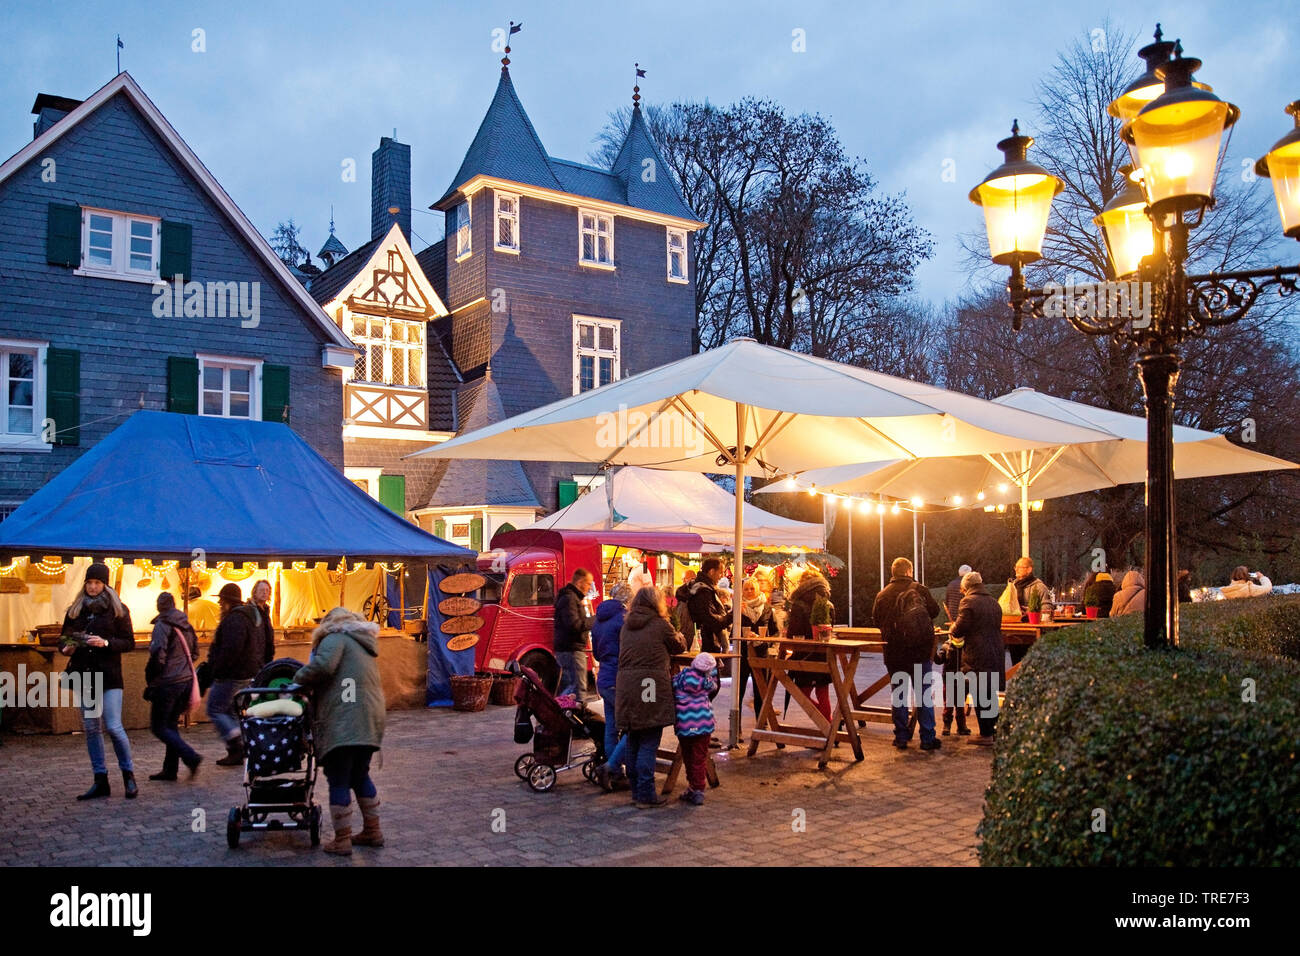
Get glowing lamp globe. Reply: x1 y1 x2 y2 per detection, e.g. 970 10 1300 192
1093 166 1155 278
1255 101 1300 240
970 121 1063 265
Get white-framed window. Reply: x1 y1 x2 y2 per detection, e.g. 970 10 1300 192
77 207 160 281
454 201 472 259
572 316 620 394
0 338 47 447
197 354 262 420
578 209 614 268
349 315 426 387
345 466 383 498
495 191 520 253
667 228 688 282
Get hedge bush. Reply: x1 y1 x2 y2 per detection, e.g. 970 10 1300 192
978 597 1300 865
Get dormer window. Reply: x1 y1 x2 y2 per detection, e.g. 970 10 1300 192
454 201 472 259
667 228 687 282
578 209 614 268
495 191 520 253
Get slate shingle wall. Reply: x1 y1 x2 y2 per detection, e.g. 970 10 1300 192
0 93 343 506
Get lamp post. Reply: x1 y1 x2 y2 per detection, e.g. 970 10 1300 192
971 26 1300 649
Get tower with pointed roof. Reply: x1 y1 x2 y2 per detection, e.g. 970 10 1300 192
419 54 705 528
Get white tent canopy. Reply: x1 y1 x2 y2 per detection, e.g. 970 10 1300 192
413 339 1118 745
758 387 1297 552
534 466 824 550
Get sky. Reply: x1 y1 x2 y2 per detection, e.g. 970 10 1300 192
1 0 1293 306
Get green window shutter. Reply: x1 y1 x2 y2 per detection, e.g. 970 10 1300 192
46 203 81 267
262 364 290 423
167 357 199 414
470 516 483 551
558 480 578 508
378 474 406 515
434 518 446 538
159 220 192 281
46 347 80 446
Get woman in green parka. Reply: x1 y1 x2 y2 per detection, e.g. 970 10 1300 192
294 607 386 855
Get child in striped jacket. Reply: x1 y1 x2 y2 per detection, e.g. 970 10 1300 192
671 651 719 805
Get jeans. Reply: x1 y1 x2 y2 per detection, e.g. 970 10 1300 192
321 746 379 807
598 685 626 775
677 733 710 792
625 726 663 803
82 688 132 775
206 678 251 741
941 664 968 732
556 650 589 700
890 660 937 745
150 681 201 775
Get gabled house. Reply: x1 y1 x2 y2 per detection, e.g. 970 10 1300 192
420 60 707 524
0 73 356 518
308 137 461 515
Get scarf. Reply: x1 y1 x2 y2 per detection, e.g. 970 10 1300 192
1014 574 1036 610
68 586 125 621
742 594 768 623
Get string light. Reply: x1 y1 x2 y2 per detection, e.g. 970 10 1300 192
875 503 886 515
890 504 900 515
379 562 404 573
984 505 996 513
841 496 853 508
1031 500 1045 511
997 483 1009 493
857 500 871 513
996 504 1007 513
953 495 964 505
910 496 924 508
807 487 818 496
33 556 69 575
291 562 309 573
976 491 986 501
0 557 23 575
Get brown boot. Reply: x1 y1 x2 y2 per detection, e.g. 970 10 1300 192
353 795 384 847
323 805 353 855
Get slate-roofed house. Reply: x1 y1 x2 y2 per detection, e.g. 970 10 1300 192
0 73 356 518
307 137 461 515
419 60 706 533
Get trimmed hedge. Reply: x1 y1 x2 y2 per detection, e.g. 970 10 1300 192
978 597 1300 865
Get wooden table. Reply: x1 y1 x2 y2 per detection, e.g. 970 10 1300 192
655 652 738 796
742 637 876 768
1001 619 1085 678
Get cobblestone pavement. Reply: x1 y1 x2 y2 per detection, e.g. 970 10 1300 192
1 673 993 867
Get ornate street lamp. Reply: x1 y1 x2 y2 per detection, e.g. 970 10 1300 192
971 27 1300 649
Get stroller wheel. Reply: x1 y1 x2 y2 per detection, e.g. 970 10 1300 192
514 753 536 780
581 760 596 782
527 763 557 793
226 807 242 849
309 805 321 847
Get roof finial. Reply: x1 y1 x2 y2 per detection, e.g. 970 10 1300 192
329 204 335 236
1153 23 1163 43
1011 118 1020 136
502 20 522 71
1173 39 1183 58
633 62 646 109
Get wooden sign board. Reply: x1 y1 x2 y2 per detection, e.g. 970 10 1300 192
439 572 485 595
438 596 482 617
440 614 484 635
446 633 479 652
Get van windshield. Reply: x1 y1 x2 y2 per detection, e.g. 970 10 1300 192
507 573 555 608
479 572 504 605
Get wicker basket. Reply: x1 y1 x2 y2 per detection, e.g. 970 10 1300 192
450 673 494 712
488 673 519 706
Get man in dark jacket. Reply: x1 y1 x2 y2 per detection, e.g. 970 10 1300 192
146 591 202 780
206 583 263 765
948 571 1005 743
554 569 595 700
674 569 697 645
871 557 941 751
687 558 732 654
944 564 972 623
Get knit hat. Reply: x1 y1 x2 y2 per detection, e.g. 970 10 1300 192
691 651 716 672
85 562 110 585
218 583 243 604
1096 572 1112 582
157 591 176 612
611 583 634 604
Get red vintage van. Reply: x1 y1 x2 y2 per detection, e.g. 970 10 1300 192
472 528 704 690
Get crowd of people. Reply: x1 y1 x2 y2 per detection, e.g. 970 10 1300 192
58 563 387 855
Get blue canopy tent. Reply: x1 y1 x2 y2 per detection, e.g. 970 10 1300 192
0 411 475 565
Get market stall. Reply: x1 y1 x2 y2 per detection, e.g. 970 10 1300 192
0 411 474 733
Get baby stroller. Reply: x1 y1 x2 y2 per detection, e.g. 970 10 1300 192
511 662 606 793
226 658 319 849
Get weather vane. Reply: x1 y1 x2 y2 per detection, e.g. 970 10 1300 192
502 20 521 69
633 63 646 108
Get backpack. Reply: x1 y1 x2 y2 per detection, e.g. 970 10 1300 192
893 587 936 661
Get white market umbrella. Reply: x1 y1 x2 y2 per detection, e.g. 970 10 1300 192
761 387 1298 555
412 340 1114 745
535 466 825 550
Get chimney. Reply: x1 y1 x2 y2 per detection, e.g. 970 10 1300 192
31 93 83 139
371 136 412 243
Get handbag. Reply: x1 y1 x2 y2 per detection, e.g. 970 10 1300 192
174 627 202 713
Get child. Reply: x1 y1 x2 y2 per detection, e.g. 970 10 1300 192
934 635 969 736
671 651 719 805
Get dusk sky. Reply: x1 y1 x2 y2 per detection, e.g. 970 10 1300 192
2 1 1293 306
